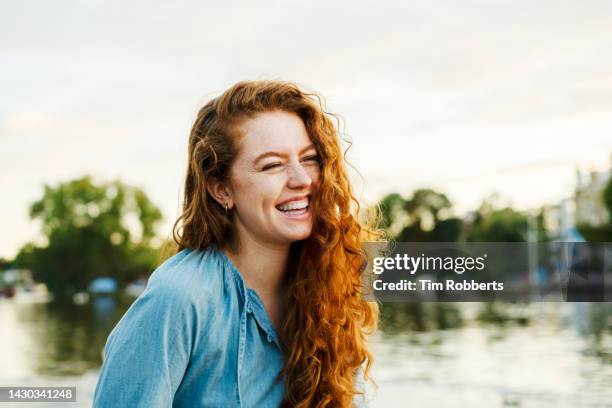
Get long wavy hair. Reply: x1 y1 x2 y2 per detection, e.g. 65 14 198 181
171 80 384 407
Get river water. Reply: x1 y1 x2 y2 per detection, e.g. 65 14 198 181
1 297 610 407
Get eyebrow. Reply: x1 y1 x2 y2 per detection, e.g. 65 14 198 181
253 144 317 165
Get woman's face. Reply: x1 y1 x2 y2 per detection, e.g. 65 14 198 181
226 110 321 247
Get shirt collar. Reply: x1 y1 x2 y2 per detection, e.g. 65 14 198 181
212 244 283 350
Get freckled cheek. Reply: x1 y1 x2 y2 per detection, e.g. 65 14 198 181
232 178 259 206
236 178 279 209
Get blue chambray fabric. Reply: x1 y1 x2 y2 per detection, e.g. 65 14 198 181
93 244 371 407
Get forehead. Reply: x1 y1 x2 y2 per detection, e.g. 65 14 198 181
235 110 312 159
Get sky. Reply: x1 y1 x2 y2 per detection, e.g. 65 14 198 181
2 0 612 259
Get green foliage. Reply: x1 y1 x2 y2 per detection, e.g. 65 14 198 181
604 177 612 222
376 189 463 242
577 224 612 242
376 190 553 244
464 197 529 242
380 302 464 333
0 257 11 270
580 177 612 241
378 193 405 232
476 303 529 326
14 176 163 298
398 218 463 242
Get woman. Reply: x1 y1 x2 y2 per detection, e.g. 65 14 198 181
93 80 383 407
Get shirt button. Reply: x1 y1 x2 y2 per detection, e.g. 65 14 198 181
267 334 273 342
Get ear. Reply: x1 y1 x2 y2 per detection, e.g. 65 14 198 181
206 177 233 210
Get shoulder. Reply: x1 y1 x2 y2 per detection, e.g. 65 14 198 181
145 246 228 307
104 246 230 349
107 246 230 336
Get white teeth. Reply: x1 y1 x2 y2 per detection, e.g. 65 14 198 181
277 197 309 211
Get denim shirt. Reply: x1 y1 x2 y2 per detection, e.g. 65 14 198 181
93 245 371 407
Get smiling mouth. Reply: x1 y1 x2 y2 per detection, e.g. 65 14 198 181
276 206 309 215
275 196 310 215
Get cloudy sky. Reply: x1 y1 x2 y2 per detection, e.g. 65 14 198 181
2 0 612 258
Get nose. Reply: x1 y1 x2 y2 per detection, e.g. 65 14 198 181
286 161 314 189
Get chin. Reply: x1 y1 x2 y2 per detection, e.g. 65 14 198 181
284 229 312 242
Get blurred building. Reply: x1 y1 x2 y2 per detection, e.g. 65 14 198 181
543 198 581 241
544 154 612 240
574 155 612 227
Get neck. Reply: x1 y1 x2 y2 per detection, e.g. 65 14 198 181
223 235 290 298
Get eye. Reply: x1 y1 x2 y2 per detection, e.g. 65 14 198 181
303 154 320 164
262 163 282 170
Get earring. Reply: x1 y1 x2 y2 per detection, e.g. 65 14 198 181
224 202 229 214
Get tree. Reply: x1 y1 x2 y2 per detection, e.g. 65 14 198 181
377 193 407 238
0 257 11 270
604 177 612 222
578 176 612 241
374 189 463 242
14 176 163 298
464 195 530 242
398 189 463 242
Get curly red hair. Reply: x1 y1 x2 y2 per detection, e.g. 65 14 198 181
172 80 384 407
